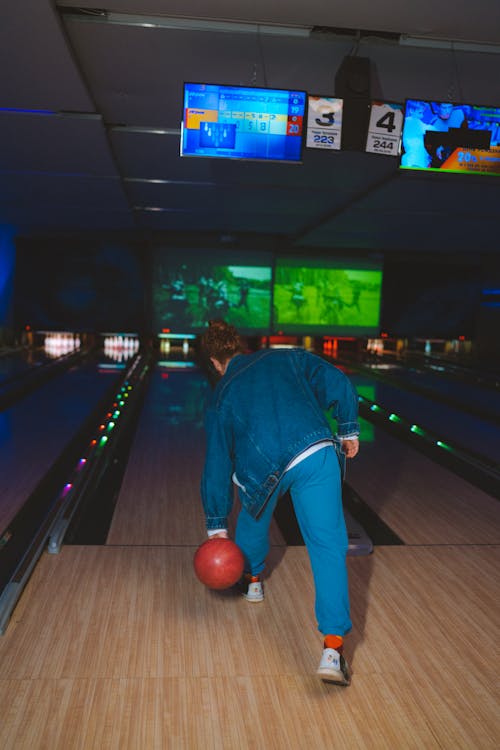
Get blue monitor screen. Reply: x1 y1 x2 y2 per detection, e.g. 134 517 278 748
399 99 500 175
181 82 306 162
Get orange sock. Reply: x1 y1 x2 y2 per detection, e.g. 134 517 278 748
324 634 344 651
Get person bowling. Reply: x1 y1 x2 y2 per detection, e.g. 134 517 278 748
199 320 360 685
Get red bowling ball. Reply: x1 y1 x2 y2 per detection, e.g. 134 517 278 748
193 538 245 590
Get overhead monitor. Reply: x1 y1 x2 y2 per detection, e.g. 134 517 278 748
180 82 306 162
399 99 500 175
273 258 383 335
152 249 273 334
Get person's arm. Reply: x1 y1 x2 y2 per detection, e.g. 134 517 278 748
200 403 235 532
300 351 360 442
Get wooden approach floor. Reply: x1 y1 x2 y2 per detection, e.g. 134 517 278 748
0 543 498 749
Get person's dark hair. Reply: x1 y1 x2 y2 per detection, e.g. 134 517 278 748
200 319 243 363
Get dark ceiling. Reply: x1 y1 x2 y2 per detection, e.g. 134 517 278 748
2 1 500 260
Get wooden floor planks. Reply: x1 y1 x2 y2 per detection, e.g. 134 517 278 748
1 544 499 749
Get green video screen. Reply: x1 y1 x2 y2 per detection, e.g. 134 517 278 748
152 250 272 333
273 259 383 335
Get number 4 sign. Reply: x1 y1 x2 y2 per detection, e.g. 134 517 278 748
366 101 403 156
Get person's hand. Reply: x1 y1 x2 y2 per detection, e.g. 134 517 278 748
341 438 359 459
209 530 229 539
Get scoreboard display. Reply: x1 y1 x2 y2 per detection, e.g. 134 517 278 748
181 83 306 162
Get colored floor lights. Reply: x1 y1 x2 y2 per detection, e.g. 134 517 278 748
48 357 147 554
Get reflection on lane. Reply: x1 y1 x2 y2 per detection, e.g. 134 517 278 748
366 361 500 420
0 348 51 385
157 368 211 430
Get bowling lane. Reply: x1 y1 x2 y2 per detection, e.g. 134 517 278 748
0 347 52 386
0 357 123 533
402 351 500 389
347 420 499 545
107 361 500 551
353 372 500 466
364 360 500 421
350 371 500 542
107 365 286 547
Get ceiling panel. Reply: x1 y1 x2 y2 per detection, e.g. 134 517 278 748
1 1 94 111
0 173 133 232
56 1 500 46
0 112 120 175
62 19 352 126
0 1 499 258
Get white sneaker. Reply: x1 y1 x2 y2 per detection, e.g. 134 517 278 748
238 574 264 602
317 647 351 686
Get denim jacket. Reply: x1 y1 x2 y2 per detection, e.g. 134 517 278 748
201 348 359 529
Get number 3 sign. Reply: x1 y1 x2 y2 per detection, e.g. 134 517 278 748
306 96 344 150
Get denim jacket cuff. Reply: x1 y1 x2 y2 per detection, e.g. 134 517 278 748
337 420 360 437
336 432 359 441
206 515 229 530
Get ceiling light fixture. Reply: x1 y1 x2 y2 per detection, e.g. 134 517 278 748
85 11 311 37
399 35 500 54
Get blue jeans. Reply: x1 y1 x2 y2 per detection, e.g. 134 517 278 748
235 446 352 637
